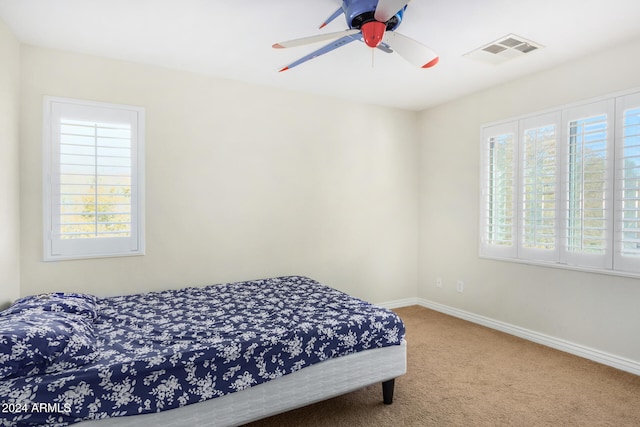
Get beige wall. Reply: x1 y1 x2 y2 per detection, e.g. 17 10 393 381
11 19 640 366
418 37 640 363
0 18 20 309
19 45 419 304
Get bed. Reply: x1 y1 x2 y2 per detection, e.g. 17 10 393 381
0 276 406 427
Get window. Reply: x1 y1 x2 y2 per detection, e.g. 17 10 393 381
43 97 145 261
519 112 560 262
480 122 517 259
615 92 640 272
480 91 640 275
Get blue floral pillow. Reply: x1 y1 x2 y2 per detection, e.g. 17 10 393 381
3 292 98 320
0 310 99 380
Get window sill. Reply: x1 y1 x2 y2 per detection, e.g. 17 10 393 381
478 254 640 280
44 250 145 262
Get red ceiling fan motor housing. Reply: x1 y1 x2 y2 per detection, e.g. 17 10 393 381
361 21 387 48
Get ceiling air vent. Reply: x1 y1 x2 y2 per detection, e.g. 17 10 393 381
464 34 543 64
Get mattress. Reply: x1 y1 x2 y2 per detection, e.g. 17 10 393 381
0 276 405 426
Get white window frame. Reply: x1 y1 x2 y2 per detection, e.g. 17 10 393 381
479 88 640 277
43 96 145 261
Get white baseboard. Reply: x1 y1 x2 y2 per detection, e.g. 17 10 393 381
378 297 640 376
376 297 419 310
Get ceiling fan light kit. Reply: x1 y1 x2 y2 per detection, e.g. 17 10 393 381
272 0 439 71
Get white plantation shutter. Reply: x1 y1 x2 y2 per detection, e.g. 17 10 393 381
518 113 561 261
479 91 640 276
615 93 640 273
480 122 518 258
44 97 145 260
561 101 614 269
58 119 132 239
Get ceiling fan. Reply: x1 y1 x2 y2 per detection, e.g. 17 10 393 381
272 0 439 71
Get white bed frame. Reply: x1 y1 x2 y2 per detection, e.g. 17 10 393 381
78 340 406 427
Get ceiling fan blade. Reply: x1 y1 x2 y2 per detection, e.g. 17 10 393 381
277 34 361 71
383 31 439 68
377 41 394 54
374 0 411 23
273 29 359 49
319 6 345 29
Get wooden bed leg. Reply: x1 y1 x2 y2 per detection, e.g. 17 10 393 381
382 379 395 405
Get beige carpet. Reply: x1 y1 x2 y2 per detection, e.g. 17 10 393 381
244 305 640 426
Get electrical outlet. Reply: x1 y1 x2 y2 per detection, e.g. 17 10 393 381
457 280 464 293
436 277 443 288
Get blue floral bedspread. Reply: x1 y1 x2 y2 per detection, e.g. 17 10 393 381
0 276 405 426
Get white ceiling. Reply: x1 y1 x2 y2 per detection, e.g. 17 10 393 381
2 0 640 111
